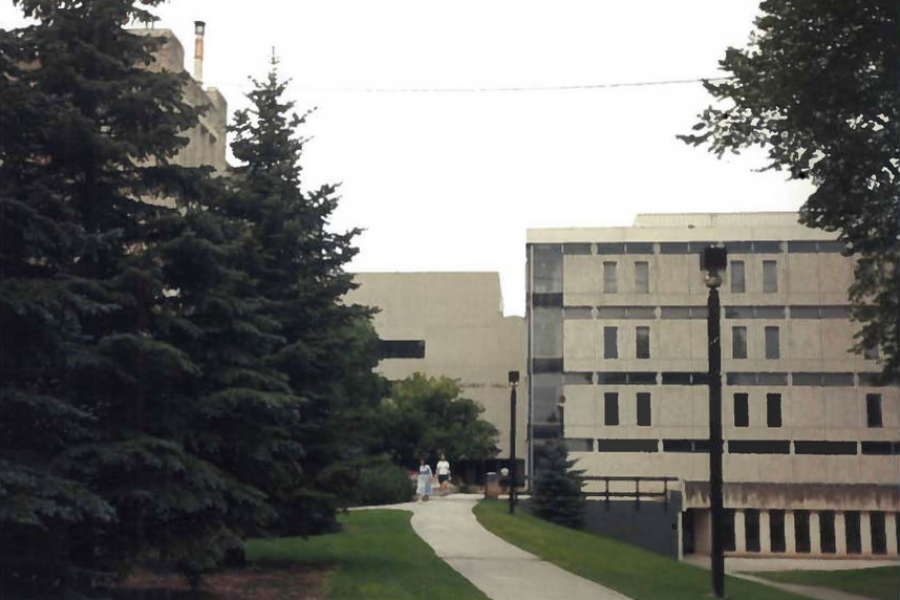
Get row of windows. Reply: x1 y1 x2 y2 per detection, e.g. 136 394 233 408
552 240 846 256
596 392 885 429
559 305 852 320
597 260 779 294
547 368 885 387
565 437 900 455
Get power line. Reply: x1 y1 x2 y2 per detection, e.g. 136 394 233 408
208 76 733 93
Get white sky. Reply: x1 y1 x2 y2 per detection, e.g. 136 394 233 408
2 1 814 316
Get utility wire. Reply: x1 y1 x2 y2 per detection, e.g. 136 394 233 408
208 76 734 93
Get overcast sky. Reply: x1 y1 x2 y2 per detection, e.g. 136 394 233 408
2 1 814 315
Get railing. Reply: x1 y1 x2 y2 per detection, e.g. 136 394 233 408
583 476 680 511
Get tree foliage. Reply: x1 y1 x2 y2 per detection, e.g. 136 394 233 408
374 373 499 470
680 0 899 382
531 440 586 529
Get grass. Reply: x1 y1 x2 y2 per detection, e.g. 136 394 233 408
246 509 489 600
473 500 810 600
754 566 899 600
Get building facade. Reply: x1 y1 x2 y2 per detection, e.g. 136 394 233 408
347 272 527 468
527 212 899 559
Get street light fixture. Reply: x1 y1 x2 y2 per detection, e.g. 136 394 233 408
700 245 727 599
508 370 519 515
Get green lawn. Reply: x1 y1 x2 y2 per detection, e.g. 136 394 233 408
246 510 489 600
473 500 809 600
754 567 899 600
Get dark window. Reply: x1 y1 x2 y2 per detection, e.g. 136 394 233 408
726 372 789 386
822 373 854 387
378 340 425 359
794 441 858 455
625 306 656 319
867 394 883 428
625 242 654 254
725 241 753 254
598 307 626 319
728 440 791 454
563 307 593 320
598 371 657 385
596 243 625 255
757 372 788 386
532 244 563 293
636 326 650 359
794 511 811 553
596 372 628 385
763 260 778 293
532 358 564 373
766 393 782 428
532 293 563 307
636 393 651 426
734 393 750 427
845 512 862 554
861 441 900 456
787 241 818 253
754 241 782 254
563 372 593 385
755 306 786 319
603 327 618 359
820 511 836 554
662 439 710 453
770 510 786 553
792 372 822 386
661 307 690 319
731 261 746 293
563 243 592 255
817 241 847 253
660 242 689 254
871 512 887 555
790 306 821 319
596 439 658 452
661 372 707 385
819 305 850 319
604 392 619 426
603 262 618 293
745 509 761 552
635 261 650 293
732 327 748 359
765 326 780 359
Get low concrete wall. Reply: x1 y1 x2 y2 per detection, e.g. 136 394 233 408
583 497 682 559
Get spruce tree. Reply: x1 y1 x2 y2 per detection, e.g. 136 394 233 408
1 1 269 594
227 59 383 534
531 440 586 528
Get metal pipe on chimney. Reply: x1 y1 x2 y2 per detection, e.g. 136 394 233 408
193 21 205 83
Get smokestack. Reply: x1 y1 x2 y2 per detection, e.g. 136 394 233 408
193 20 205 82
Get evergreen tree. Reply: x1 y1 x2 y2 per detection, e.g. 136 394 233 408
1 1 269 594
531 440 586 529
227 59 384 534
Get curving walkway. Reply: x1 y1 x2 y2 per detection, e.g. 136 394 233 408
363 493 633 600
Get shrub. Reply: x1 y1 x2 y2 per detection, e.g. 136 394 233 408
356 462 415 506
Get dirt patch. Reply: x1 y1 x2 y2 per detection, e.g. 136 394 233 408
116 563 330 600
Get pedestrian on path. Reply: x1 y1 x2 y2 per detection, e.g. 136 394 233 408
436 453 451 494
416 456 434 502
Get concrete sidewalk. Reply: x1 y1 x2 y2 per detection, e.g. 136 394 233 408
367 493 632 600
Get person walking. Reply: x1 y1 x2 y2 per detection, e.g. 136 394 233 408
416 456 434 502
435 453 451 494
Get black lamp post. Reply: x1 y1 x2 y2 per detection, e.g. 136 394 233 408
508 370 519 514
700 246 727 599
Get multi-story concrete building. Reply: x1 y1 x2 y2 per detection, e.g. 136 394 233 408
347 272 527 473
527 212 899 559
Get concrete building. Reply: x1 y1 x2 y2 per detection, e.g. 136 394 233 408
527 212 899 559
347 272 527 471
132 23 228 176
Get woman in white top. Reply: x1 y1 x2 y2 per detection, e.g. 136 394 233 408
435 453 451 493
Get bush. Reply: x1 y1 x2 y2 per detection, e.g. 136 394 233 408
356 462 415 506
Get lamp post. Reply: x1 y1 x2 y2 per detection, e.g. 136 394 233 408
701 246 727 599
508 371 519 514
557 395 566 439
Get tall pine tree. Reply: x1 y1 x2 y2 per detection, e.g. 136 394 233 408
1 1 270 594
227 59 384 534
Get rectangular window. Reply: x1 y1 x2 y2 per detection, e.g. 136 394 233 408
604 393 619 426
603 262 618 293
732 326 748 359
820 511 836 554
636 393 651 426
871 512 888 555
766 393 782 428
634 261 649 293
731 261 745 293
867 394 883 428
734 393 750 427
378 340 426 359
765 326 780 359
763 260 778 293
636 326 650 359
770 510 786 553
603 326 618 359
845 511 862 554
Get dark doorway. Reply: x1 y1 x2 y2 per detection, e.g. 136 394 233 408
820 511 836 554
682 510 696 555
794 510 811 553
